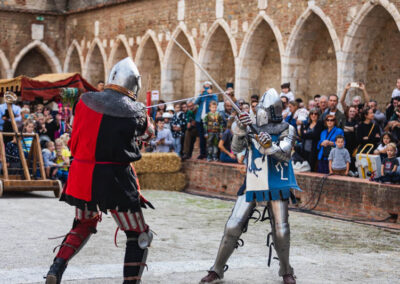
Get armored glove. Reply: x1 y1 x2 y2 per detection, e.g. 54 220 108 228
239 112 252 127
258 131 272 146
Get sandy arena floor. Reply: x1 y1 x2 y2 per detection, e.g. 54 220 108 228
0 190 399 284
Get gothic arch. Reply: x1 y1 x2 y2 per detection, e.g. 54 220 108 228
107 35 132 71
0 49 11 79
63 40 84 73
340 0 400 107
12 40 62 77
162 23 197 101
135 30 163 100
284 6 340 101
197 19 237 95
237 13 284 100
84 38 107 85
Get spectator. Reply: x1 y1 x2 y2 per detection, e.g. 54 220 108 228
374 132 395 161
280 82 294 101
2 110 14 144
55 138 70 183
45 110 59 141
308 99 316 110
219 117 237 163
219 100 233 128
355 107 380 154
386 96 400 124
314 94 321 107
54 113 67 139
36 113 47 137
391 78 400 98
171 103 186 156
21 120 35 156
42 141 57 179
97 80 105 91
368 100 386 132
236 99 245 111
20 107 31 130
182 100 197 159
318 95 328 114
250 94 259 103
385 106 400 141
242 102 250 114
328 135 350 176
285 101 299 128
250 101 258 124
151 100 166 120
150 118 174 153
281 96 290 119
321 94 346 129
317 115 344 174
299 108 323 171
5 136 21 175
195 81 218 159
374 143 400 183
203 101 223 161
162 112 173 130
344 106 359 170
0 101 21 131
340 82 370 114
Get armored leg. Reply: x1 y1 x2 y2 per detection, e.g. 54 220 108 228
46 208 100 284
269 200 294 277
111 209 151 284
209 194 256 278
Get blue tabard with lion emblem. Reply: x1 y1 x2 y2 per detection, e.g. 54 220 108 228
245 134 300 202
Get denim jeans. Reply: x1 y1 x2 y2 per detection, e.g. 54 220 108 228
195 121 206 156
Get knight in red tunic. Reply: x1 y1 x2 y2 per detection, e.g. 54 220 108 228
46 58 155 284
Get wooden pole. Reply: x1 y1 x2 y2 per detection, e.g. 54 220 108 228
0 133 8 179
6 103 30 180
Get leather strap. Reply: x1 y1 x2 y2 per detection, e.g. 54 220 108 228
124 276 141 280
104 84 137 101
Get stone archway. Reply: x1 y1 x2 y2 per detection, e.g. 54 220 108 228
342 2 400 108
64 40 84 73
163 30 195 101
14 48 53 77
85 40 107 85
136 33 162 101
108 35 132 72
0 49 11 79
199 22 235 97
238 15 283 100
12 41 62 77
286 10 338 101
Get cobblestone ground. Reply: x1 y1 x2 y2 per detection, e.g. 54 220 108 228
0 190 399 284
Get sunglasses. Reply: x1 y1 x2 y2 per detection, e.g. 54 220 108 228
326 119 335 122
310 113 318 115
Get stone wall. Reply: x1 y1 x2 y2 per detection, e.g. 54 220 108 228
0 0 399 106
182 160 400 220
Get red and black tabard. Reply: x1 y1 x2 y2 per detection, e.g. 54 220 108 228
60 89 148 213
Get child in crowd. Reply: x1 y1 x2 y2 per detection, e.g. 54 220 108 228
42 141 58 178
203 101 223 161
374 132 395 161
374 143 400 183
171 103 187 156
21 120 35 156
162 112 173 130
328 135 350 176
55 138 70 183
150 118 174 153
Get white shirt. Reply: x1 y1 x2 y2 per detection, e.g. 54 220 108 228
280 91 294 102
392 88 400 98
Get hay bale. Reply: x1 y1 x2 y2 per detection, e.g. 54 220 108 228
133 153 181 174
138 172 186 191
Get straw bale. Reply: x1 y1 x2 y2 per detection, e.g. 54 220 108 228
133 153 181 174
138 172 186 191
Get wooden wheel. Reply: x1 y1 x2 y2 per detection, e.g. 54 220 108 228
0 180 3 197
54 180 62 198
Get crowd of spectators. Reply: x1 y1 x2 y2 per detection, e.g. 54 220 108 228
148 78 400 184
0 98 72 182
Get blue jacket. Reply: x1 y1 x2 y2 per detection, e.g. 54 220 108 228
317 126 344 160
195 91 217 122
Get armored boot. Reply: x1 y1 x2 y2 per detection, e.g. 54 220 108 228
45 258 67 284
201 195 255 281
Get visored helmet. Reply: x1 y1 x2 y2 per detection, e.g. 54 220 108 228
256 88 283 126
107 57 141 97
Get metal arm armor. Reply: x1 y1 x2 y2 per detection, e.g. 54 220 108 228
231 120 248 154
257 125 296 162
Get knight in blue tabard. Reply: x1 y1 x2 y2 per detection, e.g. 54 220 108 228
200 88 300 284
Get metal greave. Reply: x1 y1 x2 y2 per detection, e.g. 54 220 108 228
269 200 294 276
210 194 256 278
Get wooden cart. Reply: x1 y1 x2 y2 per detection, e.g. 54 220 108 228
0 91 62 197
